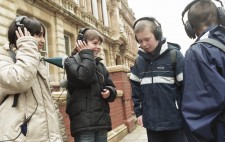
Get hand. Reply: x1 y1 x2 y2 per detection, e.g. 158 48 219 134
75 40 88 53
137 115 143 127
15 27 31 39
101 89 110 99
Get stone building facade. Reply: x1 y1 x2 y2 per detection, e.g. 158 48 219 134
0 0 138 141
0 0 137 81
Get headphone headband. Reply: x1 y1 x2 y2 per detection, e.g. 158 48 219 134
15 16 27 27
78 28 89 35
133 17 161 29
182 0 225 39
133 17 162 41
182 0 224 24
182 0 200 19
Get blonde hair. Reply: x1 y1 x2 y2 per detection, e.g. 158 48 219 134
133 20 158 35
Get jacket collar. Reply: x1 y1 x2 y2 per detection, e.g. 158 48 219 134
95 57 103 63
195 25 225 46
138 37 169 60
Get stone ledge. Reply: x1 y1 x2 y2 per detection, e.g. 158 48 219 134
107 65 130 73
108 124 128 142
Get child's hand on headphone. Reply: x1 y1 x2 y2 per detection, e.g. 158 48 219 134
15 27 31 39
75 40 89 52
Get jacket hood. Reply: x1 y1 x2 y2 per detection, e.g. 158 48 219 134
138 37 180 60
95 56 103 62
198 25 225 44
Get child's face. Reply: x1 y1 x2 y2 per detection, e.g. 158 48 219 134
33 27 45 52
86 38 101 57
135 28 159 53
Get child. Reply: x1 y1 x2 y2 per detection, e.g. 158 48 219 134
181 0 225 141
64 28 117 142
130 17 187 142
0 16 67 141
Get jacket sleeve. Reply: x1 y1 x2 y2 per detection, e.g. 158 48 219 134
64 49 96 88
175 50 184 106
175 50 184 86
129 59 143 117
182 44 225 140
0 37 40 95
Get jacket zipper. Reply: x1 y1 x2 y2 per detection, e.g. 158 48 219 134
151 61 157 130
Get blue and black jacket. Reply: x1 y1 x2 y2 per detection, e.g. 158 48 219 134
130 38 184 131
182 25 225 142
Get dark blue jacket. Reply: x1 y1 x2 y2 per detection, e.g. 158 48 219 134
130 39 184 131
182 25 225 142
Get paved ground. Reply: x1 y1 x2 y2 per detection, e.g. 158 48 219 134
119 125 147 142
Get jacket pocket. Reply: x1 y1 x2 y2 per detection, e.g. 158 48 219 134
0 96 26 140
88 97 104 112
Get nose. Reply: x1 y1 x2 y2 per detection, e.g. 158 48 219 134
141 41 147 48
95 45 101 52
41 37 45 43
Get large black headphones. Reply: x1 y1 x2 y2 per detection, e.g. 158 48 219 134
133 17 162 42
15 16 27 27
77 27 90 41
182 0 225 39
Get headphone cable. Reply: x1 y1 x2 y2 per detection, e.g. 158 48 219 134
0 88 38 141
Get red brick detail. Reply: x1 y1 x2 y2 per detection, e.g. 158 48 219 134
109 71 135 132
59 104 73 142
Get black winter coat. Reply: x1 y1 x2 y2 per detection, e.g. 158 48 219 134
64 49 117 136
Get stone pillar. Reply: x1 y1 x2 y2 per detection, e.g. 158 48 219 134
76 0 80 6
110 0 120 37
86 0 92 13
0 1 16 46
91 0 98 20
51 15 65 82
102 0 109 26
97 0 103 22
111 43 120 66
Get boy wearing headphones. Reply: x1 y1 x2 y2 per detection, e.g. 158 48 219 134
181 0 225 142
64 28 117 142
130 17 187 142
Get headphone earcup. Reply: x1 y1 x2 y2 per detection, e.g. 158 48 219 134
217 7 225 26
154 26 162 40
77 33 84 41
77 28 90 41
184 21 196 39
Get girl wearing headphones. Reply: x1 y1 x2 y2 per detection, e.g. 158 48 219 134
0 16 67 141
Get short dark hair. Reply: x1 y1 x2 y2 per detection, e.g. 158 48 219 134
72 29 103 55
8 16 45 49
82 29 103 44
188 0 218 31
